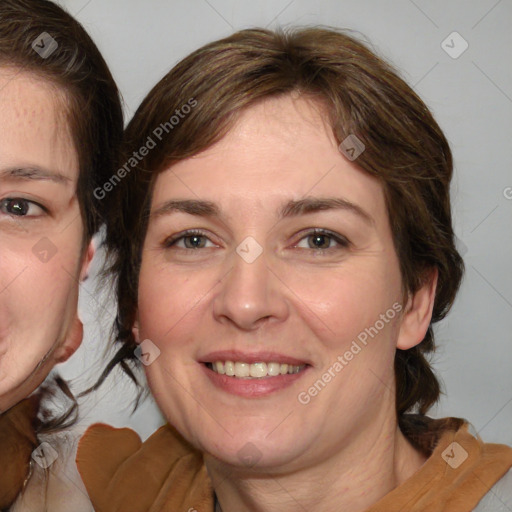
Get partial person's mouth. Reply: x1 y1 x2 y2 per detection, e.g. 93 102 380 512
200 351 310 397
206 361 306 378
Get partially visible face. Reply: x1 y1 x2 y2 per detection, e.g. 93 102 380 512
137 95 411 470
0 68 90 412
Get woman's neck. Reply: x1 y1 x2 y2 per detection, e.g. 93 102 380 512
206 415 428 512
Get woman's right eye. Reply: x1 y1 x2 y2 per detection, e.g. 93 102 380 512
0 197 45 217
164 230 216 250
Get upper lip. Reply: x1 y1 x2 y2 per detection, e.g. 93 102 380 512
199 350 310 366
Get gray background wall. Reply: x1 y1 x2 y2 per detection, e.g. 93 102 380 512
55 0 512 444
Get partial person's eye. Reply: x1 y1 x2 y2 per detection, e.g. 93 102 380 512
0 197 46 217
164 229 216 250
294 229 350 251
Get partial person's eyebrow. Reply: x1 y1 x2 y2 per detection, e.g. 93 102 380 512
0 166 71 184
152 199 220 218
279 197 374 225
152 197 373 225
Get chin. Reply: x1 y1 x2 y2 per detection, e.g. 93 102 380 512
195 422 308 472
205 444 297 472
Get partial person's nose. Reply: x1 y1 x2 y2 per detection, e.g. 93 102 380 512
212 240 289 331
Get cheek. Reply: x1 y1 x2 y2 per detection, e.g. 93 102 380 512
2 262 79 340
28 231 83 308
282 261 402 351
137 262 214 343
0 204 84 397
0 266 79 395
0 226 83 341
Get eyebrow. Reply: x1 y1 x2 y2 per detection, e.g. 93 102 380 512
280 197 373 225
152 199 220 218
152 197 373 225
0 167 71 184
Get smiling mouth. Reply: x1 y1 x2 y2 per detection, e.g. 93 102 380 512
206 361 306 379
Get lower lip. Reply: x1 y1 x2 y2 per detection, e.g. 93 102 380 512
202 364 309 398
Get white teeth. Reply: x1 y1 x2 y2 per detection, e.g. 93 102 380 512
235 362 250 377
209 361 305 378
249 362 267 378
267 362 280 376
225 361 235 376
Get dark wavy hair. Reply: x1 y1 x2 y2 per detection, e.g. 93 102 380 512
97 27 465 450
0 0 124 243
0 0 122 506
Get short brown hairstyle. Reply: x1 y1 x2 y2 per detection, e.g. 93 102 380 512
0 0 124 240
102 27 464 443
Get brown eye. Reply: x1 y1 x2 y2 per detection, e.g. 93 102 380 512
307 234 332 249
0 198 43 217
164 230 215 250
295 229 350 251
183 235 207 249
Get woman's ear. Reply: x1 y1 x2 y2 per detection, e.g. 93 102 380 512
396 268 438 350
132 318 140 344
79 239 96 281
54 316 84 363
52 241 94 365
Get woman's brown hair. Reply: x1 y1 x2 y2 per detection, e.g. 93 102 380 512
100 27 464 447
0 0 124 242
0 2 123 505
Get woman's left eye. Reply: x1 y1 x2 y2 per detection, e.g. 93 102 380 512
294 230 350 251
0 198 45 217
165 230 216 249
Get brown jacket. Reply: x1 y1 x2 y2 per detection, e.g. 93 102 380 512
0 398 38 508
76 419 512 512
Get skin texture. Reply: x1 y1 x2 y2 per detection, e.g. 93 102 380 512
136 95 438 512
0 68 93 413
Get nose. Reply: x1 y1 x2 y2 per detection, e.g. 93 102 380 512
212 245 289 331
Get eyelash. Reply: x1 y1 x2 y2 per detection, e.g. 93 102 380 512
0 197 47 218
163 228 350 253
294 228 350 252
163 229 214 250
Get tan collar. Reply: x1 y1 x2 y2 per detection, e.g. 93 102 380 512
366 422 512 511
77 418 512 512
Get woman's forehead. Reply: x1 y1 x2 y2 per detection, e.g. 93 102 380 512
204 95 337 154
0 68 78 184
152 95 385 223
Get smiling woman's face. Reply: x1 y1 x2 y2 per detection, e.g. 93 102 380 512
0 69 89 412
137 95 434 470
